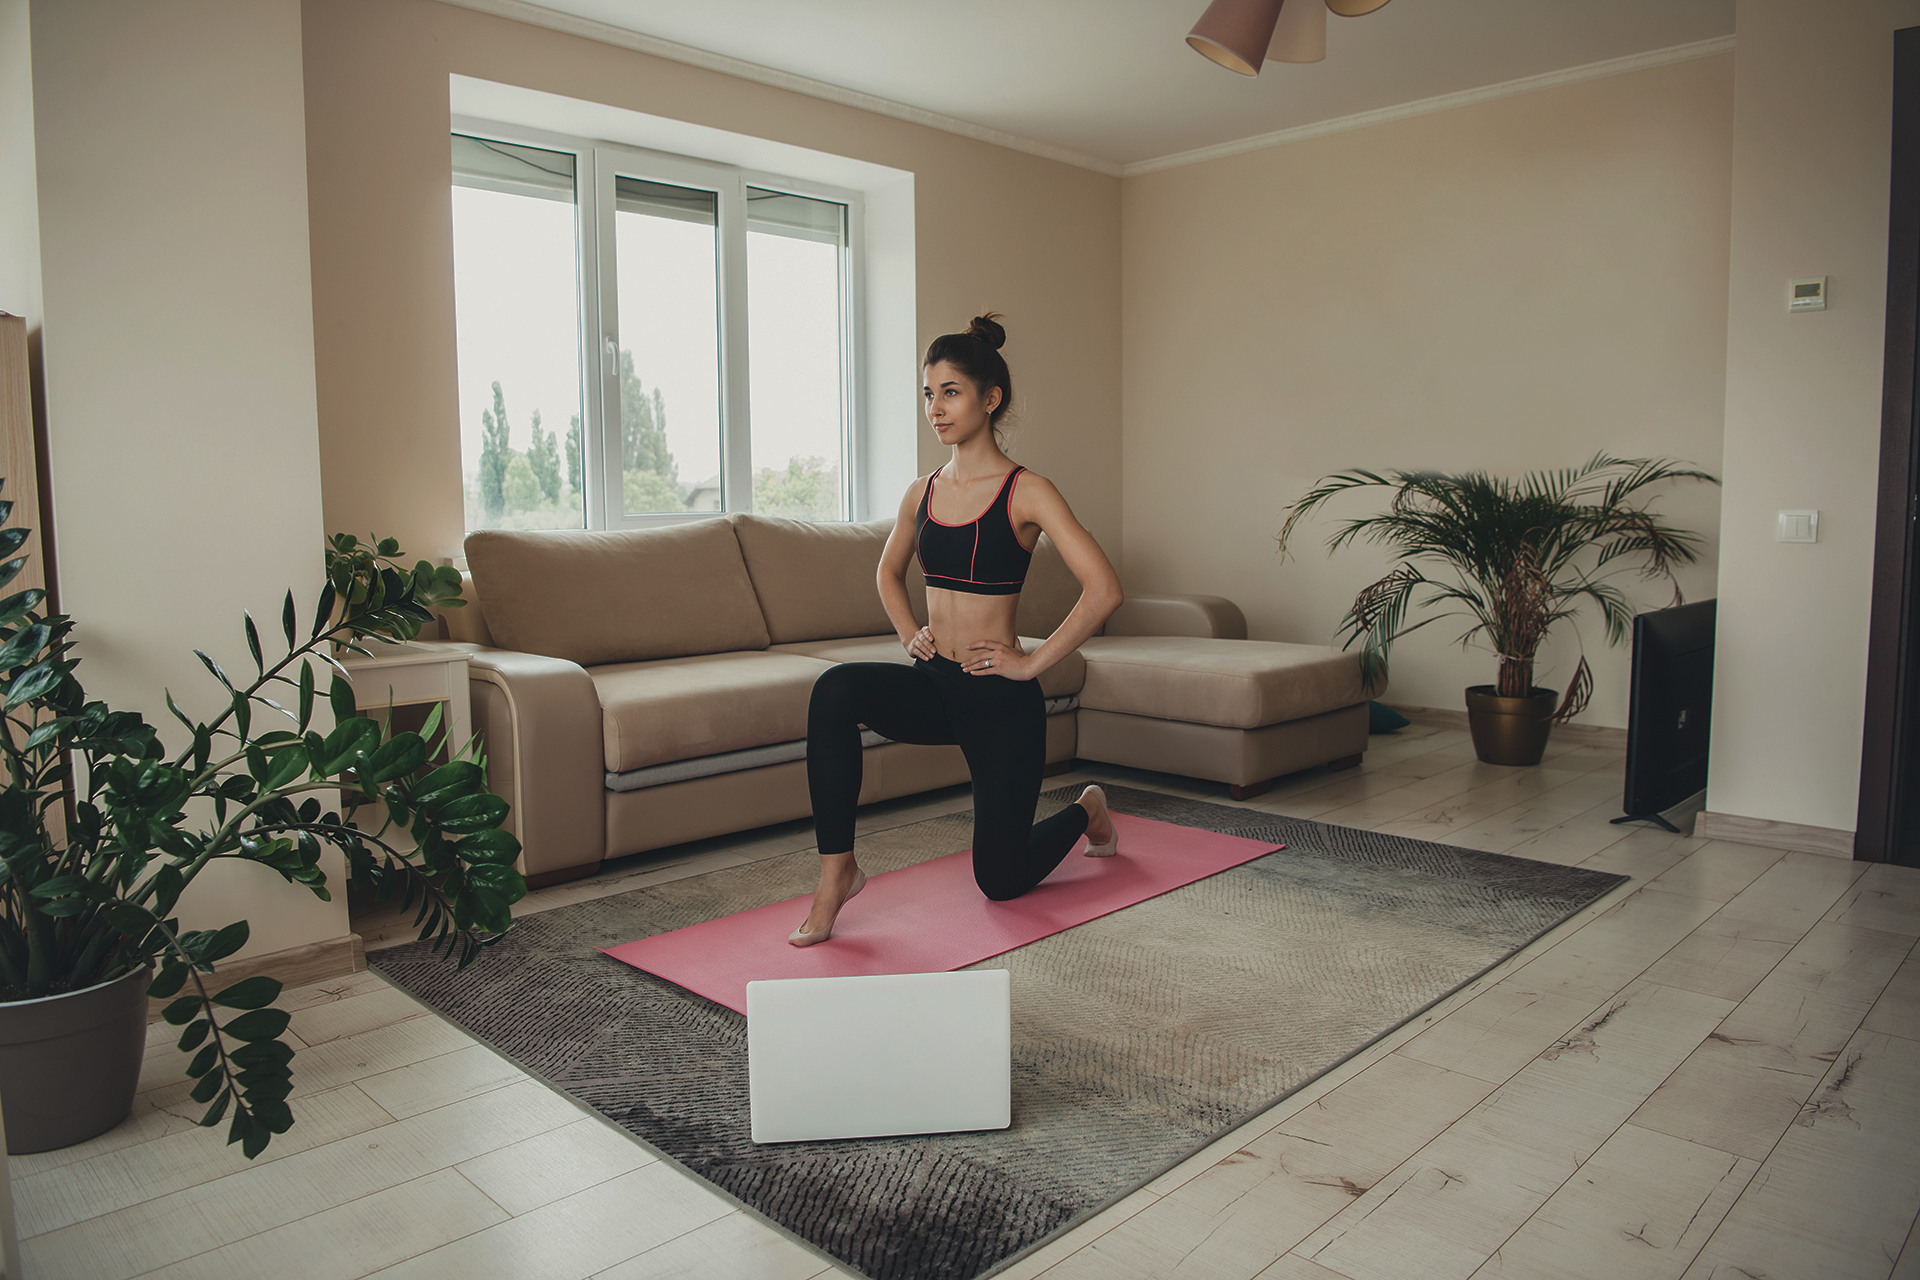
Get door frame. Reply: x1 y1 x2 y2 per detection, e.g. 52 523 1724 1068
1856 26 1920 862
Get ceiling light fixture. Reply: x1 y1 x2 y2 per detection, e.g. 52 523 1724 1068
1186 0 1392 75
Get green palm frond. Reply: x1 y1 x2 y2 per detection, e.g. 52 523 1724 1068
1280 455 1719 695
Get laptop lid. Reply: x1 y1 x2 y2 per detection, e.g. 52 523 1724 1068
746 969 1011 1144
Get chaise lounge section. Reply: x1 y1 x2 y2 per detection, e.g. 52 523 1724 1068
445 515 1370 886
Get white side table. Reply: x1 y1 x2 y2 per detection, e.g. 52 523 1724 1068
337 640 473 760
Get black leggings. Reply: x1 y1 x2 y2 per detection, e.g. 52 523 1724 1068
807 655 1089 901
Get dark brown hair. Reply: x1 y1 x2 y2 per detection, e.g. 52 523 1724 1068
924 313 1013 433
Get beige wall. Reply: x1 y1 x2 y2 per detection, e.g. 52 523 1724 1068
1706 1 1902 834
1120 55 1735 728
0 0 39 332
300 0 1123 565
29 0 344 958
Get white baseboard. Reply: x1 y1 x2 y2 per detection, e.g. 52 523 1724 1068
1694 811 1855 859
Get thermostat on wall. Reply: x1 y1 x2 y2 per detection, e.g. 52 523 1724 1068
1789 277 1827 312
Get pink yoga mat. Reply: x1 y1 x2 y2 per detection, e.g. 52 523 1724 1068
600 813 1282 1014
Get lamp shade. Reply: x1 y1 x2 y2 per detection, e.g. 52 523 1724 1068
1267 0 1326 63
1186 0 1285 76
1327 0 1392 14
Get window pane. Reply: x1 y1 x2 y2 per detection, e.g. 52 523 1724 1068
451 136 585 532
747 187 848 520
614 176 722 514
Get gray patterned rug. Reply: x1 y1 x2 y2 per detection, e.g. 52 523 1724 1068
372 785 1626 1280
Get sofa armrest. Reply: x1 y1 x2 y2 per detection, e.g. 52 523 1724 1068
455 645 605 883
1104 594 1248 640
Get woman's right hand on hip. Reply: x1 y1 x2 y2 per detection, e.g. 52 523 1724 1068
905 626 936 660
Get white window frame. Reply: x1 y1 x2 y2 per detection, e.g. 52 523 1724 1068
451 115 864 529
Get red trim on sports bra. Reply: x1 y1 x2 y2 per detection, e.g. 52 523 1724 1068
921 465 1022 527
1005 469 1038 554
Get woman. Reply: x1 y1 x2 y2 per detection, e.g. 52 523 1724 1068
792 314 1124 945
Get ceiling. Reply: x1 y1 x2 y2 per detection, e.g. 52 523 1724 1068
471 0 1735 171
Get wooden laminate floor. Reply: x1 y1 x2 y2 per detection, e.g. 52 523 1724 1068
13 717 1920 1279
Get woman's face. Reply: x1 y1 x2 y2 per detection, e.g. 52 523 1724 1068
924 361 1001 447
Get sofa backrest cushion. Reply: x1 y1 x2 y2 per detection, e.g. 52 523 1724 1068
465 521 770 665
1014 534 1080 639
732 515 928 644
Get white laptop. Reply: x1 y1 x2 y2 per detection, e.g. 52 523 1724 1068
746 969 1011 1144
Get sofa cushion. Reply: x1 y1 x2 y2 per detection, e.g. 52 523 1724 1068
591 650 833 774
732 515 929 644
1077 636 1365 730
770 635 1086 700
466 521 769 667
1013 534 1081 640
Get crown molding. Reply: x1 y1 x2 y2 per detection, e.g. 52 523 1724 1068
432 0 1128 176
1122 34 1736 177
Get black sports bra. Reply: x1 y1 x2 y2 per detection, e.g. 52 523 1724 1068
914 465 1034 596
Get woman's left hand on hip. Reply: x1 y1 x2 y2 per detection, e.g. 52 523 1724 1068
964 639 1035 680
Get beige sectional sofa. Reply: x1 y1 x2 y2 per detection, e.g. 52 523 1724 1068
445 515 1370 887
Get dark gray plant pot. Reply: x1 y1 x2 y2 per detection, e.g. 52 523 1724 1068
0 965 152 1153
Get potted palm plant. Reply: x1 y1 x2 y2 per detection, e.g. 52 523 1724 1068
0 486 523 1156
1278 454 1717 766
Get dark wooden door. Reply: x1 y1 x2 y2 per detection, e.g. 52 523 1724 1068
1858 27 1920 864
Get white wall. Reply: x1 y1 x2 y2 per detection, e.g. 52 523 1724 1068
1121 55 1734 727
1705 0 1903 833
30 0 344 957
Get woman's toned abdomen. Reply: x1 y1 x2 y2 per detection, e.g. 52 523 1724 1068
927 589 1021 662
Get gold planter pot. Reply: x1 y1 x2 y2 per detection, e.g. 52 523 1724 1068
1465 685 1557 766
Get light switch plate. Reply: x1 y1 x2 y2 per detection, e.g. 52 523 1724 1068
1778 509 1819 543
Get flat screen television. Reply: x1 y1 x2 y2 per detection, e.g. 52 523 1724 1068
1614 598 1715 832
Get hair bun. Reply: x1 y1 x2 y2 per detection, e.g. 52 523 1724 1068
967 313 1006 350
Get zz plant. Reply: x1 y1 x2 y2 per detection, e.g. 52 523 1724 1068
0 486 524 1158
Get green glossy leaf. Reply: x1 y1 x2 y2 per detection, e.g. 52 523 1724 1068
0 622 50 671
177 1020 210 1052
233 1076 292 1102
465 862 525 902
240 1122 270 1158
189 1071 223 1104
0 587 46 625
250 1098 294 1134
364 733 427 784
329 673 356 727
162 995 203 1026
297 660 314 732
244 613 263 676
453 828 521 865
259 744 307 792
411 761 481 808
5 661 61 708
147 962 189 1000
193 649 234 692
187 1043 220 1078
230 1039 295 1070
281 590 297 650
222 1008 291 1042
310 582 336 640
210 920 251 963
199 1090 231 1129
213 975 282 1010
316 717 378 776
434 792 509 833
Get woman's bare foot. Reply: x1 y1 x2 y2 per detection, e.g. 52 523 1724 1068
790 852 865 946
1078 785 1118 855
